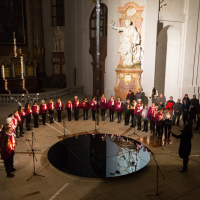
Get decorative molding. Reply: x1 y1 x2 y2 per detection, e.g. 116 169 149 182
118 2 145 14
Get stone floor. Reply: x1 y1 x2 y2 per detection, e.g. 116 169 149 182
0 94 200 200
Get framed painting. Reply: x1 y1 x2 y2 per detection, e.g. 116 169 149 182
0 0 27 45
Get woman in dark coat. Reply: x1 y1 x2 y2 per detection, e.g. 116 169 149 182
172 125 193 172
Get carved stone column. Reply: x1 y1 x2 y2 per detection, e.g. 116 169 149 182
31 0 46 77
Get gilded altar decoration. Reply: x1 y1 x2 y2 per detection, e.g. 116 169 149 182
4 67 10 77
34 47 44 55
15 63 21 76
0 58 8 65
27 67 34 76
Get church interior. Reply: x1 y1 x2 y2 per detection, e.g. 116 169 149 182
0 0 200 200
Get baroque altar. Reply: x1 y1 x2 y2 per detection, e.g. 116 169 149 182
110 2 145 100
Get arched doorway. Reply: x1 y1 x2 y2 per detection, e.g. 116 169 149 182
154 25 181 101
89 3 108 96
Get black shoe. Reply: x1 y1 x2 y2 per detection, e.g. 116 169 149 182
20 134 24 137
22 132 25 134
11 168 16 172
130 125 134 127
16 135 19 138
7 173 14 178
142 129 145 132
43 124 46 125
137 128 139 130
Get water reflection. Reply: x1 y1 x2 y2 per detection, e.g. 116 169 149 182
48 134 151 178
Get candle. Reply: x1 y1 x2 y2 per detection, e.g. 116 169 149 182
45 105 47 110
83 102 85 107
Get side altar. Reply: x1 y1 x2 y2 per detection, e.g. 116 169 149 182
110 2 145 100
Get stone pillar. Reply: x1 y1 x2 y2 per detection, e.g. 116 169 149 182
31 0 46 77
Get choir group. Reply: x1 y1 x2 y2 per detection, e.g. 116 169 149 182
0 89 200 178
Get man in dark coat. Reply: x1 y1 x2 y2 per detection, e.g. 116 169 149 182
126 90 135 103
183 100 190 125
172 125 193 172
182 94 190 104
135 89 143 102
157 94 166 109
189 103 196 129
190 95 199 122
173 99 182 126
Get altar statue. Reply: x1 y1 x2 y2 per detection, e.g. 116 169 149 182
110 20 140 66
53 26 64 51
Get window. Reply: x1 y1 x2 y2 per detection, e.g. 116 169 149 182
51 0 65 27
90 4 108 38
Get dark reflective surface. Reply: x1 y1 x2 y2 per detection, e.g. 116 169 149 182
48 134 151 178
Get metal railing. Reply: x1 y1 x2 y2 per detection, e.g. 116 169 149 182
0 86 84 105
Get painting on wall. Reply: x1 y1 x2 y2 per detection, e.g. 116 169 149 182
0 0 27 45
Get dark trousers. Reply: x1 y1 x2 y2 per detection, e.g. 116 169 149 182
57 110 62 122
92 110 96 121
117 112 122 120
26 114 31 131
4 155 14 176
67 110 71 121
143 120 148 131
157 125 163 138
183 116 188 124
16 124 23 136
49 110 54 123
74 109 79 121
109 109 114 121
195 118 200 129
42 113 46 125
173 112 181 126
83 109 88 120
101 109 105 117
165 121 172 138
183 156 189 170
125 113 130 125
131 114 136 126
189 118 193 129
33 115 38 127
150 119 155 132
137 115 142 129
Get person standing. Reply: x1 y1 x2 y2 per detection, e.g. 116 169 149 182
126 90 135 104
82 97 89 120
190 95 199 122
135 89 143 102
166 96 175 113
0 126 16 178
172 125 193 172
182 94 190 105
24 103 32 131
147 103 156 134
134 99 144 130
130 99 136 127
14 111 23 137
115 97 124 123
124 99 131 126
142 104 149 132
108 96 116 122
157 94 166 110
155 108 164 139
194 106 200 130
173 99 182 126
189 103 196 129
90 97 97 121
55 98 63 122
100 94 107 121
32 101 40 127
40 100 48 125
65 100 73 121
18 106 26 134
163 107 173 140
72 96 81 121
47 99 54 124
183 100 190 125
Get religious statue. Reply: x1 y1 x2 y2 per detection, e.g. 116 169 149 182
53 26 64 51
110 20 140 66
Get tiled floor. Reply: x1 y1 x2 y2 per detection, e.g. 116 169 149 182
0 95 200 200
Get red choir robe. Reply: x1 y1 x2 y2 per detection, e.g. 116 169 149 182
134 104 144 115
153 111 159 122
13 118 18 127
40 104 48 114
82 101 89 110
24 108 32 116
32 105 40 116
19 110 26 122
72 100 81 110
100 98 107 109
115 101 124 112
14 114 22 126
108 100 116 110
0 132 16 160
90 100 97 110
55 101 63 111
65 102 73 111
147 106 156 120
155 113 164 126
47 102 55 112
